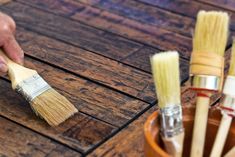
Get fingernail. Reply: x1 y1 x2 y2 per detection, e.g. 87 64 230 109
0 63 8 73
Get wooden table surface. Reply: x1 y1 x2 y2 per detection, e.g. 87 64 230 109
0 0 234 156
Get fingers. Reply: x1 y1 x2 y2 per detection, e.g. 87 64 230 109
0 56 7 75
3 34 24 65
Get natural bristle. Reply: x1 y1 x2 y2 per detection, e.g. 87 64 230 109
193 11 229 56
31 88 78 126
229 40 235 76
151 51 181 108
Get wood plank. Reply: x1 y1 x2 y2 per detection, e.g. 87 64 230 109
16 27 155 103
0 56 150 152
0 117 80 156
88 106 155 157
197 0 235 12
17 0 194 37
0 78 117 153
122 46 190 78
15 0 192 59
0 1 142 61
137 0 235 33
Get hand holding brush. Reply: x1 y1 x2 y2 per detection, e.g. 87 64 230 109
151 51 184 157
189 11 229 157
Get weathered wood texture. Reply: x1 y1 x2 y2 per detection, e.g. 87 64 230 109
0 55 151 153
0 0 234 156
0 117 80 157
137 0 235 33
16 27 155 103
16 0 192 59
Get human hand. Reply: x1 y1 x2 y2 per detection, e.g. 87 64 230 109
0 12 24 75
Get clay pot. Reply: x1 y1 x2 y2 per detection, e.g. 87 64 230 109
144 106 235 157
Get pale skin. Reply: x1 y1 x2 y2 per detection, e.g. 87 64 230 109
0 12 24 75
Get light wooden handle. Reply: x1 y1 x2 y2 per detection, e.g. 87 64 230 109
162 132 185 157
190 96 210 157
210 115 232 157
0 49 37 89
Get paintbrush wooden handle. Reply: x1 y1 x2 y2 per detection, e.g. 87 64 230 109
190 95 210 157
162 132 184 157
210 115 232 157
0 49 37 89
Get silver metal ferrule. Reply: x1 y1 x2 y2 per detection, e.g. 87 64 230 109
15 74 51 102
220 95 235 117
190 75 221 91
160 105 184 138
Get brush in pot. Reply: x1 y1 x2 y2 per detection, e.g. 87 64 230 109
189 11 229 157
0 49 78 126
151 51 184 157
210 40 235 157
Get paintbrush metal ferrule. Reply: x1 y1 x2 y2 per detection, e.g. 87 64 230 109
15 74 51 102
190 75 221 91
160 104 184 138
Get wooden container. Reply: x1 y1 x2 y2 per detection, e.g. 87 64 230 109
144 106 235 157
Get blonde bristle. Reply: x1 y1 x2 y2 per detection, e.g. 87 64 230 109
31 88 78 126
193 11 229 56
151 51 181 109
229 40 235 76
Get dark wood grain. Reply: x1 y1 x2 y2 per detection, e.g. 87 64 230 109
197 0 235 12
0 1 142 61
89 106 156 157
17 0 195 37
0 56 151 153
15 27 155 103
14 0 192 59
122 46 190 79
0 117 80 156
0 77 117 153
137 0 235 33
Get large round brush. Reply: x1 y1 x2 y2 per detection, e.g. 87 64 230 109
151 51 184 157
190 11 229 157
210 40 235 157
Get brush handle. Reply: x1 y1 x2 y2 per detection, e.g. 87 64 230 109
0 49 37 89
190 95 210 157
162 131 184 157
210 115 232 157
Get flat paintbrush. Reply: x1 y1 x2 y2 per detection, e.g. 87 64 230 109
151 51 184 157
0 49 78 126
210 40 235 157
190 11 229 157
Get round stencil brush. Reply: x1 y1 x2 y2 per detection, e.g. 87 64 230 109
210 40 235 157
190 11 229 157
0 49 78 126
151 51 184 157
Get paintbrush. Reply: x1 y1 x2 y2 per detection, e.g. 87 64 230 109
190 11 229 157
151 51 184 157
210 40 235 157
0 49 78 126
